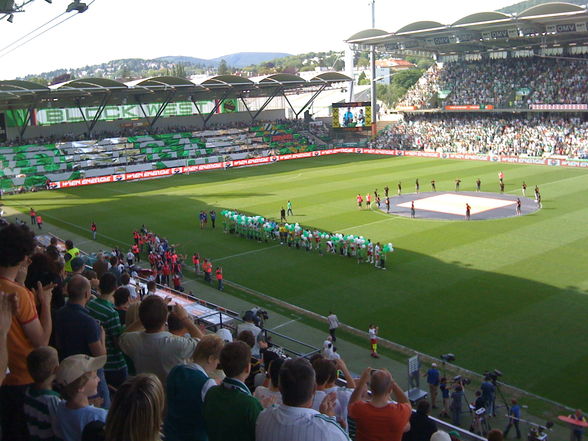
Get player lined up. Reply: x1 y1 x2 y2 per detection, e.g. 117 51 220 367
130 228 224 292
221 210 393 269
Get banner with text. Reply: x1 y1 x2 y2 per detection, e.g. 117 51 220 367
48 148 588 189
33 101 217 126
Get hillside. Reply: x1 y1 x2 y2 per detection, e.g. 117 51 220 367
20 51 291 83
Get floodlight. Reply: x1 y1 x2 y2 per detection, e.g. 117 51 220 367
7 13 14 22
66 1 87 13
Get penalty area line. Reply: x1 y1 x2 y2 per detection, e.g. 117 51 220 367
214 244 281 262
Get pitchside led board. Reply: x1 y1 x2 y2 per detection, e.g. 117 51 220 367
332 102 372 132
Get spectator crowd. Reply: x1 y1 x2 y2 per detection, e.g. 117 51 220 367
375 114 588 159
0 220 421 441
397 56 588 108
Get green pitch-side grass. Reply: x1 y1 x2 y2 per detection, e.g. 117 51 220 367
7 155 588 407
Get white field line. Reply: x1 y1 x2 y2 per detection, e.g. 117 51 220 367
213 244 281 262
269 318 301 331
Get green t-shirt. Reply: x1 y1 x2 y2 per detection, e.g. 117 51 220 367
86 297 127 371
203 378 262 441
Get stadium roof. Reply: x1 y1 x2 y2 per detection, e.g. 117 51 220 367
346 2 588 55
0 72 351 112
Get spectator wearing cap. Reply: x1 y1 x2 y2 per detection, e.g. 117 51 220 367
164 334 224 441
256 357 349 441
203 341 263 441
54 274 110 408
403 400 438 441
216 327 233 344
0 224 54 440
237 310 263 358
64 257 86 288
119 297 203 387
348 367 412 441
53 354 108 441
425 363 441 409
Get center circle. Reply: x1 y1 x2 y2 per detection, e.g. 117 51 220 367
376 191 540 221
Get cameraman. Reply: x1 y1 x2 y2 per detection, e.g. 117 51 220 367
471 390 486 435
450 381 465 427
481 376 496 416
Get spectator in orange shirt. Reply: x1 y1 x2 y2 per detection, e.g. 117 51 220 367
216 266 223 291
348 367 412 441
0 224 55 440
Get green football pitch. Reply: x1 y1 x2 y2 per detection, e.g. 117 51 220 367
6 154 588 407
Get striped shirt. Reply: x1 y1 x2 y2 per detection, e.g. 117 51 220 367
23 387 63 441
86 297 127 371
256 404 350 441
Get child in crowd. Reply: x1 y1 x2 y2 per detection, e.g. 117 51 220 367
24 346 62 441
53 354 108 441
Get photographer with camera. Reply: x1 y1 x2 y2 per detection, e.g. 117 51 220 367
481 375 496 417
450 378 466 427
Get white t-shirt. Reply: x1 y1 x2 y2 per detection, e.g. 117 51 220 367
119 331 198 386
121 283 138 299
311 387 354 431
256 404 349 441
327 314 339 330
253 387 282 408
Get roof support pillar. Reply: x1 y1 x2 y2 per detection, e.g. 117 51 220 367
239 96 255 120
17 103 35 139
204 89 231 126
281 91 297 117
75 98 90 133
149 90 176 129
288 83 327 119
88 93 110 136
252 86 282 121
189 96 207 129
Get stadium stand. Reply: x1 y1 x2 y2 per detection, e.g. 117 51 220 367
0 121 328 191
398 56 588 109
374 114 588 159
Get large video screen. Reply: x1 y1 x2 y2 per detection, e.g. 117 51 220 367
332 102 372 131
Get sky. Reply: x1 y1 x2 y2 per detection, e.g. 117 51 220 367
0 0 517 80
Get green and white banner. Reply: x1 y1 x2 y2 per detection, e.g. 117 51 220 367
33 100 216 126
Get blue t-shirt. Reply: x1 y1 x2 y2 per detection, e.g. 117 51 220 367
54 303 101 360
440 383 449 399
427 368 440 386
54 402 107 441
510 404 521 419
481 381 495 400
